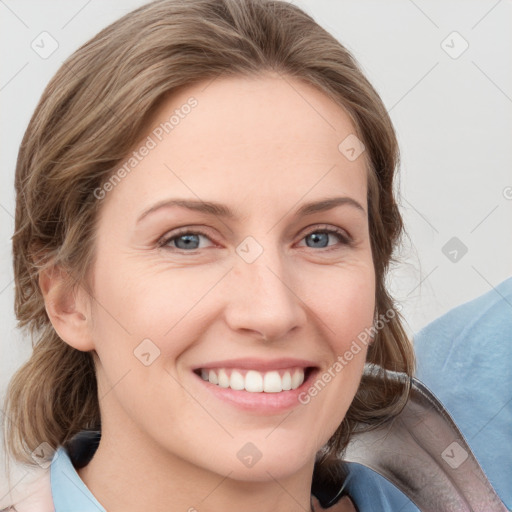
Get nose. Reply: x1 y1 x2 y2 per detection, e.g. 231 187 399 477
223 246 307 343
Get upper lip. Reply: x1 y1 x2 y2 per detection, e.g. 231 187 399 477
193 358 319 372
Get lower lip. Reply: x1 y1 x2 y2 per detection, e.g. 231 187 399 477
194 369 317 414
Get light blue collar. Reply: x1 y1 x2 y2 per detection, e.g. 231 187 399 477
50 446 106 511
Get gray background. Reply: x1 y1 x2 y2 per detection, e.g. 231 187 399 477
1 0 511 487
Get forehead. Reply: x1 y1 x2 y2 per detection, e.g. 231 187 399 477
100 72 368 218
165 72 362 160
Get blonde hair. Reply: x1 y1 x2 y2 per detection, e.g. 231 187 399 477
4 0 414 478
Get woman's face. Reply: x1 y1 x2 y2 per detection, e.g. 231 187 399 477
85 73 375 481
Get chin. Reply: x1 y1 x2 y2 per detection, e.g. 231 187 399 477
227 460 312 483
211 438 317 483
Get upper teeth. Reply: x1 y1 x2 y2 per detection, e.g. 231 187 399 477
200 368 305 393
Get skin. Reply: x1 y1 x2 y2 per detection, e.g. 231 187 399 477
41 72 374 512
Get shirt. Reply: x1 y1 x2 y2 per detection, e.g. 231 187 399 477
50 445 105 511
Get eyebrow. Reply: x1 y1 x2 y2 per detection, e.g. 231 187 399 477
136 196 366 224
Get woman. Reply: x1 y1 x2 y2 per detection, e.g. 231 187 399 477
2 0 414 510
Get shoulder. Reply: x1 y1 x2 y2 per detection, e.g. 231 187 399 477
415 276 512 352
414 276 512 386
414 276 512 383
0 467 54 512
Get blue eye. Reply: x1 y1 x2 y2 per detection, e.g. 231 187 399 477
159 225 351 252
161 231 212 251
305 232 333 248
301 228 351 249
174 233 200 250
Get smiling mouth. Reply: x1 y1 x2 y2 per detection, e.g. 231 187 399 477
193 367 315 393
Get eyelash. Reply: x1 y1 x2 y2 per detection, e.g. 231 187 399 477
157 225 352 253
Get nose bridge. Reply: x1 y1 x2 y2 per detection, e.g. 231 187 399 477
226 237 306 340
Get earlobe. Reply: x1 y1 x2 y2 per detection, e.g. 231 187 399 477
39 265 95 352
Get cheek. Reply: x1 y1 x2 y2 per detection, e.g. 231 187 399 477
87 256 232 410
329 283 375 356
292 259 375 411
90 249 213 338
302 259 376 351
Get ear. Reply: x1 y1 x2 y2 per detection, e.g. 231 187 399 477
39 265 95 352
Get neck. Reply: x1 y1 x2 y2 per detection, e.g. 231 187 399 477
77 420 316 512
